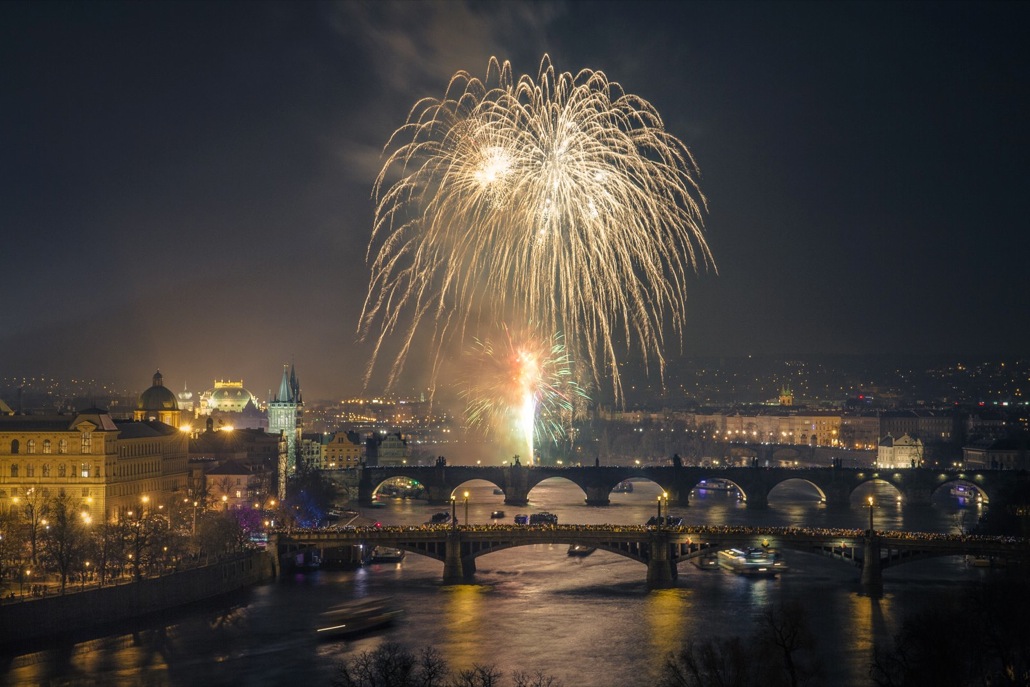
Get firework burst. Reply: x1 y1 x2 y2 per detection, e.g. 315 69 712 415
362 55 713 402
459 327 587 465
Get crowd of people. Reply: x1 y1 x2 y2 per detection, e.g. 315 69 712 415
281 522 1027 547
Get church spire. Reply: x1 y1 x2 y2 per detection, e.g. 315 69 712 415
276 364 292 403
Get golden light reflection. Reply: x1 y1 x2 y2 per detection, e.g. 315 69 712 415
644 588 691 666
847 591 894 666
442 584 490 668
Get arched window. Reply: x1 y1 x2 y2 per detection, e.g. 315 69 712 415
10 464 18 477
10 440 19 454
43 440 52 454
58 439 68 454
42 464 51 477
27 440 36 454
58 463 66 477
25 464 34 477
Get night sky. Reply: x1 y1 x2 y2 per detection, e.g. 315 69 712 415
2 1 1028 401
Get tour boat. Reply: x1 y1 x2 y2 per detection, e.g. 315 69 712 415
696 479 736 492
315 599 403 640
490 510 506 519
367 547 406 563
567 544 597 557
612 480 634 493
717 548 787 577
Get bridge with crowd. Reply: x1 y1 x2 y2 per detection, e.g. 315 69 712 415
271 523 1029 591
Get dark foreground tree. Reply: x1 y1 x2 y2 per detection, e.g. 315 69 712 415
871 576 1030 687
659 600 821 687
331 643 562 687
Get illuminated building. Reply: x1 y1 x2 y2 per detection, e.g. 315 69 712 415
0 406 188 520
324 430 364 469
877 433 924 468
133 370 182 427
200 380 261 414
268 364 303 491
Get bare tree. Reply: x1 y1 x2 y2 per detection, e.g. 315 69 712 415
40 493 91 593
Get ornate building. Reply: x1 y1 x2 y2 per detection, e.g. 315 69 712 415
0 406 188 521
134 371 182 427
200 380 261 414
267 364 302 497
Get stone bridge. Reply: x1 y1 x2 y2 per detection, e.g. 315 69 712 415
359 465 1026 508
271 524 1030 591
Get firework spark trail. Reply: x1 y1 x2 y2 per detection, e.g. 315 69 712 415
362 55 714 402
459 327 586 465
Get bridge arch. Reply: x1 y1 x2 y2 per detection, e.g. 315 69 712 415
444 477 507 500
370 474 428 501
525 476 588 504
767 478 827 504
933 478 989 505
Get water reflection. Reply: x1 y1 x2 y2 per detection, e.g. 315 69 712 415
441 584 490 668
643 588 690 667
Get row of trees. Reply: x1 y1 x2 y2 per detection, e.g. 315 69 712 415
0 490 260 595
0 463 340 596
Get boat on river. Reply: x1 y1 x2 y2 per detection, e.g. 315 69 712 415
612 480 634 493
367 547 406 563
717 548 787 577
425 511 452 524
696 479 737 492
567 544 597 557
490 510 506 519
315 599 403 640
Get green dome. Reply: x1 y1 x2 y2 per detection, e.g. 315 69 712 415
138 371 179 411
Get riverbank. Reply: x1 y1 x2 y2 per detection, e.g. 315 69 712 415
0 550 274 647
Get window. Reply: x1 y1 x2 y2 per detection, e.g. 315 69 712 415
10 464 18 477
27 440 35 454
58 464 66 478
82 488 90 497
58 439 68 454
10 440 19 454
42 464 51 477
81 463 90 478
25 464 34 477
81 432 92 455
43 440 51 454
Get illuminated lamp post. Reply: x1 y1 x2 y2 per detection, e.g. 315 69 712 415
463 490 469 527
867 496 874 533
450 494 457 529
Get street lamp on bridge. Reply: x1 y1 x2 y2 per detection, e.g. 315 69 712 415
450 494 457 529
867 496 875 533
657 491 668 528
463 491 469 527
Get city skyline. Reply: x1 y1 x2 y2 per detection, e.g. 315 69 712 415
2 1 1028 401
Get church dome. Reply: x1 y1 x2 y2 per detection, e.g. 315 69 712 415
205 380 259 413
138 371 179 411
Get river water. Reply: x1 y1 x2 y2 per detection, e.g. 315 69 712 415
1 478 991 686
